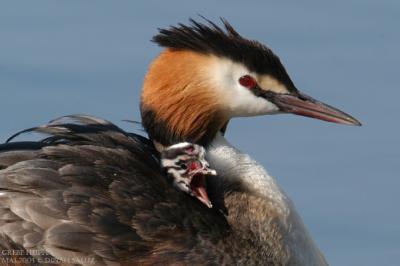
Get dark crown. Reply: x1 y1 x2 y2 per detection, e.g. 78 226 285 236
152 18 295 89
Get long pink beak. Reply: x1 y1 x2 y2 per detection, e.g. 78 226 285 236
271 91 361 126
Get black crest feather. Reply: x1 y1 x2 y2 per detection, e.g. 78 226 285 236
153 17 295 88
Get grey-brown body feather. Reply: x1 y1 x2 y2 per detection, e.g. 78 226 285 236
0 116 230 265
0 116 326 265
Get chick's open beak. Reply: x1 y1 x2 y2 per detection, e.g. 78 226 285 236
188 161 217 208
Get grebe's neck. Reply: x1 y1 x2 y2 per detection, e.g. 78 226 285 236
206 133 328 266
207 133 290 213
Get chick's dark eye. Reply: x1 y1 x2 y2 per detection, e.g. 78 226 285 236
179 163 187 170
239 75 257 89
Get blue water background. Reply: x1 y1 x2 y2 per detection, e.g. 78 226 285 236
0 1 399 265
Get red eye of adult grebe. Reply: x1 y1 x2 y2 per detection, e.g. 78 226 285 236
239 75 257 89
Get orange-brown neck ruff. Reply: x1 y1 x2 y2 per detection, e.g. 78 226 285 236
141 49 228 146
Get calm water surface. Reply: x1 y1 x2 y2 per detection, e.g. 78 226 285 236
0 1 399 265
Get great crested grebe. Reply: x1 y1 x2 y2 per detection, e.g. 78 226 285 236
0 19 360 265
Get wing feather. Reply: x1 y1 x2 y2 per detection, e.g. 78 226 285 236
0 115 228 265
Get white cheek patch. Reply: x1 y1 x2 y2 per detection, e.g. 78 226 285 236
228 84 279 117
208 57 282 117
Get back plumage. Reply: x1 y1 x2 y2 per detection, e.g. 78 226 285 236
0 116 228 265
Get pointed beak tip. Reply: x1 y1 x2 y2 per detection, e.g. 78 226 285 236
339 115 362 127
351 119 362 127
